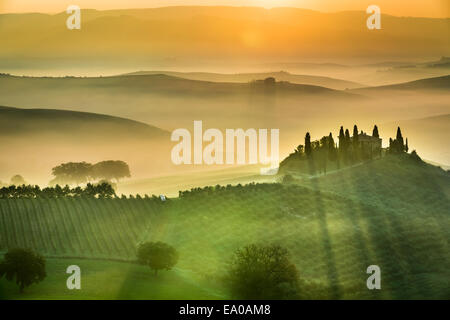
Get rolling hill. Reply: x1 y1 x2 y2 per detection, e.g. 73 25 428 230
0 105 168 139
352 75 450 93
122 71 364 90
0 73 363 135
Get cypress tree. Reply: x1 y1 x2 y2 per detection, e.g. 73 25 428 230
352 125 359 161
396 127 404 152
353 125 359 146
328 133 335 151
339 126 345 150
305 132 312 157
405 138 409 153
372 125 379 138
345 129 351 146
328 133 337 161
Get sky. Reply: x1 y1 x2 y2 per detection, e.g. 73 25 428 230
0 0 449 18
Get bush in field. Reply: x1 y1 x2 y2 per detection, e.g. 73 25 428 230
282 174 295 184
10 175 26 186
227 244 300 299
0 248 46 293
137 242 178 276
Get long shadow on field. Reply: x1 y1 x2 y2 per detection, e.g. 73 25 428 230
307 159 341 299
360 160 444 298
330 163 381 298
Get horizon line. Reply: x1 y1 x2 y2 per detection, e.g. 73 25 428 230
1 5 449 19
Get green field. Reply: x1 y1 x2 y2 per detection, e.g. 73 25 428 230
0 154 449 299
0 258 222 300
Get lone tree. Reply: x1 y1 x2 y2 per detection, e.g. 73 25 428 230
227 244 299 299
0 248 46 293
137 242 178 276
91 160 131 182
51 162 93 185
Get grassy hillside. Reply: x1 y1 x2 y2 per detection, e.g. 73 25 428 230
0 154 449 299
0 258 221 300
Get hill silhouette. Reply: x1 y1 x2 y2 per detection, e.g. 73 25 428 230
122 71 364 90
0 73 356 97
0 105 168 139
1 7 449 72
352 75 450 93
0 73 363 135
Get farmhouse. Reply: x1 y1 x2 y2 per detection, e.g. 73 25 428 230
352 131 382 157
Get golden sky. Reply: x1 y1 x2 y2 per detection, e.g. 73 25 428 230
0 0 449 17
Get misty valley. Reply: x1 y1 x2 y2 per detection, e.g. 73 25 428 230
0 4 449 302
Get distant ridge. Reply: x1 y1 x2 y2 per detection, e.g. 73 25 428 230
0 7 448 67
352 75 450 92
121 70 364 90
0 73 360 98
0 105 168 139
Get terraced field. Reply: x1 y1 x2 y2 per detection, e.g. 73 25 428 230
0 155 449 299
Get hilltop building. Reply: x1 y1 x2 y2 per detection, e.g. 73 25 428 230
353 132 382 156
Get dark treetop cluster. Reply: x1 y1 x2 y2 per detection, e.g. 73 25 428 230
0 183 115 199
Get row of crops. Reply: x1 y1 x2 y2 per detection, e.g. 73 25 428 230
0 198 166 260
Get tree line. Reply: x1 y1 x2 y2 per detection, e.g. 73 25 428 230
0 183 115 199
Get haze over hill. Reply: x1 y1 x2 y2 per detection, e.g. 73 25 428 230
0 73 362 132
0 105 168 138
122 71 364 90
383 114 450 166
0 73 448 177
353 74 450 93
0 7 449 78
0 106 174 184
